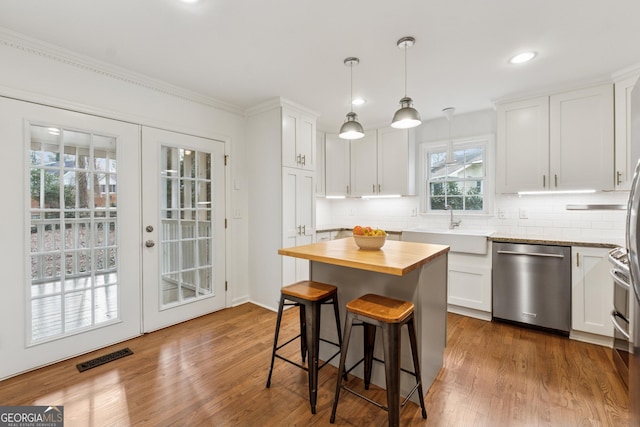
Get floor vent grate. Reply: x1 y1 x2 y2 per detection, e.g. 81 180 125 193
76 348 134 372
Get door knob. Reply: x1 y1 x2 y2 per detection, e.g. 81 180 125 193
146 225 154 232
145 240 155 248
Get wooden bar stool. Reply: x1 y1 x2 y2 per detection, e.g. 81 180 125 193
266 280 343 414
330 294 427 427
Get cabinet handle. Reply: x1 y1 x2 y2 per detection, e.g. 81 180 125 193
576 252 580 267
617 171 623 186
346 184 349 195
543 175 546 188
372 184 375 193
296 154 301 165
297 225 302 235
302 225 306 235
378 184 381 192
302 155 306 166
554 174 558 188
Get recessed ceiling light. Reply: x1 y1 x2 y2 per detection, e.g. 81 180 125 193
351 98 366 106
180 0 200 3
509 51 537 64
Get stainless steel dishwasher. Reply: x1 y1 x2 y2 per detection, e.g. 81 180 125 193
492 242 571 335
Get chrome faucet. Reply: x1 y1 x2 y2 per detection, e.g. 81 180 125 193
445 205 462 229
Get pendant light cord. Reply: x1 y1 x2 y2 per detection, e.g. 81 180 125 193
404 44 408 97
350 61 354 113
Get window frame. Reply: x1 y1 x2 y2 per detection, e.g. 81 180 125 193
418 134 494 215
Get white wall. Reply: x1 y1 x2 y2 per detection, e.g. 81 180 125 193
317 109 627 246
0 30 250 305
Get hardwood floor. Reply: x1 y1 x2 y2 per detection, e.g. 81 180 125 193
0 303 628 426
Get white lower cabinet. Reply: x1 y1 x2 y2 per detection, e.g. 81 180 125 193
571 246 614 342
282 167 315 284
315 231 337 242
447 250 492 321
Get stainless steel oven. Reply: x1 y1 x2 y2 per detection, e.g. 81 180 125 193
609 246 631 387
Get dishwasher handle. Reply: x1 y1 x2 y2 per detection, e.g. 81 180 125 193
496 250 565 259
611 310 630 340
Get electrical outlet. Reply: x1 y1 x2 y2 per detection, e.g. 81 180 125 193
498 209 506 219
519 208 528 219
410 208 417 217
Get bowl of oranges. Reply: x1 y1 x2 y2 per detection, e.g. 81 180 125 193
352 225 387 250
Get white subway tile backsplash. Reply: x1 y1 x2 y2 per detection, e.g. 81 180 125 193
318 191 628 245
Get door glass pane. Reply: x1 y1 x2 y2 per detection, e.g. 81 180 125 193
160 145 214 307
29 123 119 344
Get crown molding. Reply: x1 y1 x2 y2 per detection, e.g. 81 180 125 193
0 27 244 116
245 96 319 118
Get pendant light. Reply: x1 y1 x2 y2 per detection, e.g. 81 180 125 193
443 107 457 165
339 57 365 140
391 36 422 129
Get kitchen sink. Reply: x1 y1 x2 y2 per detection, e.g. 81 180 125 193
401 227 494 254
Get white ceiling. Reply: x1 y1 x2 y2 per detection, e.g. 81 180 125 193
1 0 640 131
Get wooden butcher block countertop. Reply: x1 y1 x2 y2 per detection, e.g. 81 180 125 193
278 237 449 277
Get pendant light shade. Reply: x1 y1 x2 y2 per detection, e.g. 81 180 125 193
339 112 365 139
391 97 421 129
339 57 364 140
391 37 422 129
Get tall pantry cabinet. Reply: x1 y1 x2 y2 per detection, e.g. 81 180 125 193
246 98 317 310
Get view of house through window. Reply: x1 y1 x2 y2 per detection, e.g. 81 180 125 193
426 143 485 212
29 124 119 343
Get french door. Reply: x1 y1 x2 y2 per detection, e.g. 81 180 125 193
141 127 226 332
0 97 142 379
0 97 227 379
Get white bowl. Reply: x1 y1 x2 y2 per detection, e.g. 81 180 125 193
353 235 386 250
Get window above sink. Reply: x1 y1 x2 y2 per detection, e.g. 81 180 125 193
419 134 495 215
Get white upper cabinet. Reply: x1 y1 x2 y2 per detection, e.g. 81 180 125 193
350 128 415 197
325 133 351 197
377 127 415 196
549 84 614 191
614 74 640 190
496 84 614 193
496 96 550 193
349 132 378 196
282 107 316 171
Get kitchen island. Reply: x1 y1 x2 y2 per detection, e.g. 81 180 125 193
278 237 449 400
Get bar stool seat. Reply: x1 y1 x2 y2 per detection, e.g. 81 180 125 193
266 280 344 414
330 293 427 427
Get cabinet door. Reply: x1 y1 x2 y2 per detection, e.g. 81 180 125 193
325 133 351 197
550 84 614 190
448 264 492 312
496 96 549 193
281 108 316 171
282 168 315 285
316 131 325 196
299 113 316 171
571 247 613 337
282 108 300 169
349 132 378 197
377 127 414 195
614 75 639 190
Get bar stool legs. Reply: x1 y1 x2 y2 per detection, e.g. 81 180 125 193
266 281 343 415
330 294 427 426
